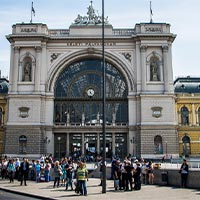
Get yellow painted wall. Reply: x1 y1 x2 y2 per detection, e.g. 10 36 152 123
176 93 200 156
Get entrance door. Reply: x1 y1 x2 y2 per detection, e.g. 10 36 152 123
54 134 66 160
84 133 97 161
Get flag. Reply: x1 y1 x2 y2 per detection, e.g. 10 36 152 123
32 2 35 16
150 1 153 16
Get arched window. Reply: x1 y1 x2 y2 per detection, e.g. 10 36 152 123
54 59 128 125
181 106 189 125
154 135 163 154
19 135 27 154
150 56 160 81
198 107 200 125
22 57 32 82
182 135 191 156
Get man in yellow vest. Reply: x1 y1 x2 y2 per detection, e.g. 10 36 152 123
76 161 89 196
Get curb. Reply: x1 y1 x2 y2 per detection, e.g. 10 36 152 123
0 187 56 200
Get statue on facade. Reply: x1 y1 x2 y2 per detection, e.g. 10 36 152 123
24 62 31 81
97 112 100 125
150 58 159 81
72 1 109 25
82 112 85 125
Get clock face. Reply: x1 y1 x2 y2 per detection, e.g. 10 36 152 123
87 88 95 97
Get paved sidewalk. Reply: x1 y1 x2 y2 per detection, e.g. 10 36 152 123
0 178 200 200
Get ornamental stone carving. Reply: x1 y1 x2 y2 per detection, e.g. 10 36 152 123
72 1 109 25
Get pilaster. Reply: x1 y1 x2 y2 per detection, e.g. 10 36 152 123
13 47 20 92
140 45 147 92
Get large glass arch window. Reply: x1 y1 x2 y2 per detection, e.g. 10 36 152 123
181 106 189 125
54 59 128 125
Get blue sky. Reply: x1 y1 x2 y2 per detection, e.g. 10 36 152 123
0 0 200 79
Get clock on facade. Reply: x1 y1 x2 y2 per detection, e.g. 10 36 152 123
87 88 95 97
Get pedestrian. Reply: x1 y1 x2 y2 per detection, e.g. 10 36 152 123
19 158 29 186
44 160 51 182
133 162 141 190
113 159 122 191
76 161 88 196
98 159 103 186
110 157 117 180
60 159 67 186
124 160 133 191
147 161 154 184
7 159 16 183
179 159 189 188
65 160 74 190
53 161 62 188
14 158 20 180
141 160 148 184
1 159 8 179
35 160 41 183
30 160 36 181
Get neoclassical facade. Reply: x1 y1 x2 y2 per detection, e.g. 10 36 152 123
5 3 178 159
174 77 200 157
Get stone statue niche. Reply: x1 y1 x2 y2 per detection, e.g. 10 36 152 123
150 56 160 81
23 62 32 82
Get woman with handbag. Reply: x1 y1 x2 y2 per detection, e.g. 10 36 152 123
179 159 189 188
53 161 62 188
7 159 16 183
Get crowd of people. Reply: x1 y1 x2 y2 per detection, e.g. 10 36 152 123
0 154 189 195
0 154 89 196
110 157 155 191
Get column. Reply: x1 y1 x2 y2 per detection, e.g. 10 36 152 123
18 62 23 82
35 46 42 92
41 42 47 92
66 133 69 156
136 42 141 91
9 44 14 92
112 133 115 156
168 43 174 92
13 47 20 92
140 45 147 92
178 111 182 125
81 133 85 155
192 104 196 126
196 110 199 125
97 132 100 154
162 45 169 93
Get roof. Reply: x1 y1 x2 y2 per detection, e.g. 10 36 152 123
174 77 200 93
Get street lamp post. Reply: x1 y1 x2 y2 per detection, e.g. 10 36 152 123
102 0 106 194
166 141 168 158
57 136 61 161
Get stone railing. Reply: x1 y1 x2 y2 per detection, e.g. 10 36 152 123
113 29 135 36
48 29 135 37
54 122 127 127
49 29 70 37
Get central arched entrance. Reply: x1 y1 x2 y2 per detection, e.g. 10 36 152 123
54 58 128 160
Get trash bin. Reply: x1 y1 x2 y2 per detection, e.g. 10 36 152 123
161 171 168 184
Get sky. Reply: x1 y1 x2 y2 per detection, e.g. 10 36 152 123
0 0 200 80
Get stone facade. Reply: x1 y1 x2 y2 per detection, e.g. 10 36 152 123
5 4 178 159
